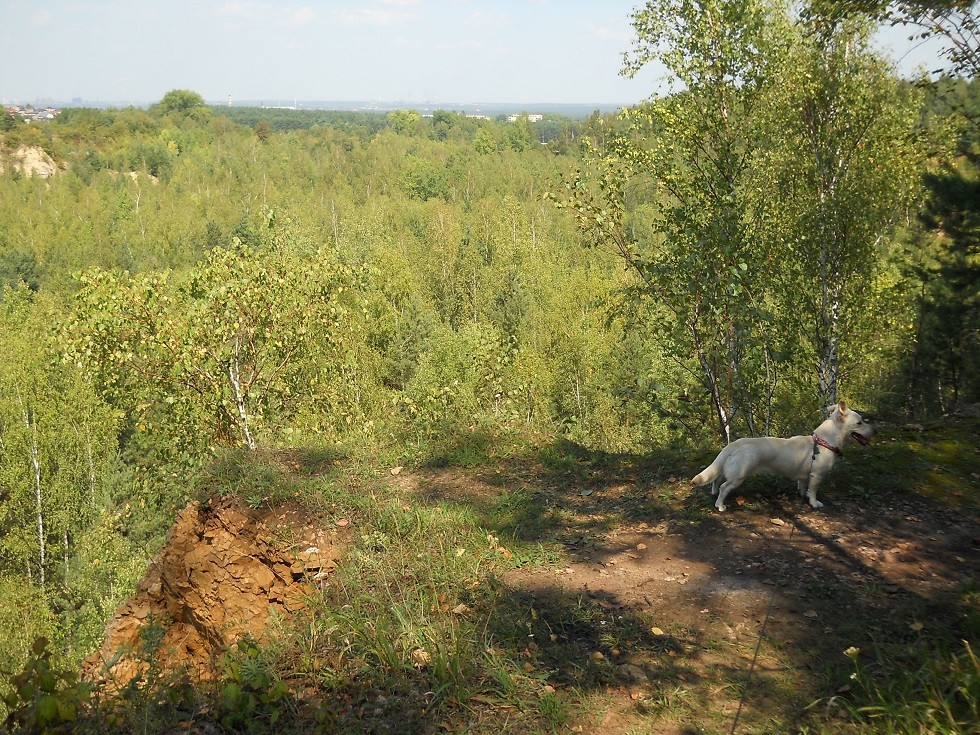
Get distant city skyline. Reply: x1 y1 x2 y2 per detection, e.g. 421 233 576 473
1 1 949 107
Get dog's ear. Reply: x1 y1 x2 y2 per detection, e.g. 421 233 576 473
825 403 839 417
838 400 849 417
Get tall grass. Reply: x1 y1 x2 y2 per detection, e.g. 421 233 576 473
304 488 500 712
844 640 979 734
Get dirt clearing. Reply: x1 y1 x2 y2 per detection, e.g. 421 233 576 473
402 423 979 733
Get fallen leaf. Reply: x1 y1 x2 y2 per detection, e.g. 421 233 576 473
909 621 924 632
736 496 746 506
651 627 665 636
770 517 786 526
336 518 350 528
592 651 605 662
580 489 593 497
390 466 403 475
451 603 471 616
636 543 647 551
803 610 818 619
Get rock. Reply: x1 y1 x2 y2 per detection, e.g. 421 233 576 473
4 146 60 178
82 497 341 688
618 664 648 683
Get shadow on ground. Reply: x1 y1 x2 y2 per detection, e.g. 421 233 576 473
409 421 980 732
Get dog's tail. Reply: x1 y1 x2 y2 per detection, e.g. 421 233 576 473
690 451 727 487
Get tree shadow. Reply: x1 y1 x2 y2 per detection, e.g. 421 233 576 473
410 428 980 731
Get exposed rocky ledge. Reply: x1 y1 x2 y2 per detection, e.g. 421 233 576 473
82 497 340 688
0 146 61 178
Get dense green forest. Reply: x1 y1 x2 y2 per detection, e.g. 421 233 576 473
0 0 977 731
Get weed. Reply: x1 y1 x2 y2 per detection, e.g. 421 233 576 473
2 637 95 733
109 615 198 735
508 542 562 568
805 580 840 599
217 637 292 733
304 490 503 725
843 640 979 734
537 689 569 728
195 448 294 507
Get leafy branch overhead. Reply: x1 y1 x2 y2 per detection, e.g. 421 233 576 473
808 0 979 79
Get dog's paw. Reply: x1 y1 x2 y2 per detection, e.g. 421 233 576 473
715 503 727 512
809 499 824 509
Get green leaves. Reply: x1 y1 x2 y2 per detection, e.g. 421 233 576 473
0 286 119 588
752 16 931 404
66 230 364 453
3 637 92 733
556 0 797 440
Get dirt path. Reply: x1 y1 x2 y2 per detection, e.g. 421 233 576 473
402 450 980 734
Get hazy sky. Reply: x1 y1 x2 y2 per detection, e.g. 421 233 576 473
1 0 946 106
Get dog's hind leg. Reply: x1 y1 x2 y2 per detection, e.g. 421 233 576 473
797 480 807 498
715 476 743 512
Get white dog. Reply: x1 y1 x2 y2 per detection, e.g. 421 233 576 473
691 401 874 511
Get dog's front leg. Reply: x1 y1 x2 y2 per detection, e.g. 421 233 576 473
805 475 824 509
797 480 807 498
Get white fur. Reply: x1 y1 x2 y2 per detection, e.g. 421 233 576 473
691 401 875 511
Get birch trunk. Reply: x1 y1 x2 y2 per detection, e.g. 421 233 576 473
21 404 45 587
228 336 256 450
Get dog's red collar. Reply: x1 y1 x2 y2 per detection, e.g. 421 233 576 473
812 434 843 457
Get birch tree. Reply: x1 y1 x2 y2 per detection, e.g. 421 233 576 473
66 225 362 451
0 286 117 587
754 19 927 404
553 0 792 442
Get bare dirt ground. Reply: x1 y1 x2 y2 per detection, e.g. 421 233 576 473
397 427 980 734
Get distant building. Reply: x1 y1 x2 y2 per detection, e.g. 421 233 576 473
4 105 62 122
507 114 543 123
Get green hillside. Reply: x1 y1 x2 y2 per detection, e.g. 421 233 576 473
1 3 977 733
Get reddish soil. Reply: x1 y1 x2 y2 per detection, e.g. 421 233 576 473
83 497 344 689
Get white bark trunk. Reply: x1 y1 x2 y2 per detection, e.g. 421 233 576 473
228 337 256 450
22 405 45 587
